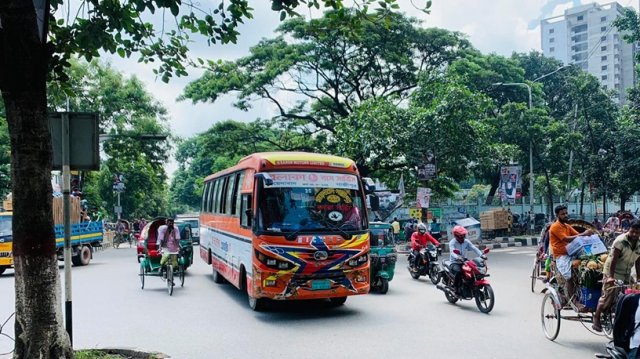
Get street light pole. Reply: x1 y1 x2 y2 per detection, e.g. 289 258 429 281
495 82 534 233
493 65 569 234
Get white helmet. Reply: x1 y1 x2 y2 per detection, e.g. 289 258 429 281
417 223 427 233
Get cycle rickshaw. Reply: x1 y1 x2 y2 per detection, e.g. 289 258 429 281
540 221 624 341
138 217 193 295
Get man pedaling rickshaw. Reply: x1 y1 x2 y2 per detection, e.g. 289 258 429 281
156 218 181 275
592 219 640 332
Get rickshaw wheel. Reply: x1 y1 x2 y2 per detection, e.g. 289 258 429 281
602 302 616 339
379 278 389 294
166 264 174 296
541 292 561 341
179 265 185 287
531 259 541 293
139 264 145 289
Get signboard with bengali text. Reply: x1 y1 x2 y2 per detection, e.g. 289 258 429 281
264 172 359 190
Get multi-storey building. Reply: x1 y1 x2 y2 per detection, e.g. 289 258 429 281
541 2 635 104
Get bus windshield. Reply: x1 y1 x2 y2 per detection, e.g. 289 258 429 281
257 172 366 233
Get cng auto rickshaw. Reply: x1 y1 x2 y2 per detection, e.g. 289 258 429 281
369 222 397 294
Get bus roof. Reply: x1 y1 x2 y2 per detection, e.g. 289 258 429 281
205 152 358 181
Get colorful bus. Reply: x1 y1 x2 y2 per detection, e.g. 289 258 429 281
199 152 374 310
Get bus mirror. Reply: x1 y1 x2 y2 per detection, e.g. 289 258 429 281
362 177 376 194
369 195 380 211
255 173 273 186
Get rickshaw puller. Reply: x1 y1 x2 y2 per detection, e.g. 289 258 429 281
157 218 181 274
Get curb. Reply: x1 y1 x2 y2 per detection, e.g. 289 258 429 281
89 348 171 359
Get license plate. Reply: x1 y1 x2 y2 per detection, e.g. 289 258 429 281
311 279 331 290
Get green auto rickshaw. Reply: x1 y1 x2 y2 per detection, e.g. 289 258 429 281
369 221 397 294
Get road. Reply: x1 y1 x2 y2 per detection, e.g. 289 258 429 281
0 245 609 359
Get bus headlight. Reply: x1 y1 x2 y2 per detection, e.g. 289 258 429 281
256 250 293 270
347 253 368 267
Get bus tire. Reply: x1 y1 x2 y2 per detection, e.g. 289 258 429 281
330 297 347 306
212 267 225 284
0 266 6 276
248 296 266 311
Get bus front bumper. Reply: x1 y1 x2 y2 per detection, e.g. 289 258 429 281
252 267 370 300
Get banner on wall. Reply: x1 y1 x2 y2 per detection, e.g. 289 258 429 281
416 187 431 209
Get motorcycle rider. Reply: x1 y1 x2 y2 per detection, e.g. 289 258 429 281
449 225 484 295
411 222 440 269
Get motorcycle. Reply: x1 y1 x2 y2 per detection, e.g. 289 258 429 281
407 244 442 285
436 247 495 313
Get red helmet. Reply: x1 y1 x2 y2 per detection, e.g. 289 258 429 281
452 225 467 237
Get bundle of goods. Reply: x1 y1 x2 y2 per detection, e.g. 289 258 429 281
573 254 607 310
480 209 510 230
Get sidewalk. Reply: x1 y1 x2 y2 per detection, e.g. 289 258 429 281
395 236 539 254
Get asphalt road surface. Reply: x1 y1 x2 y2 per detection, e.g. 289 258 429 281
0 245 610 359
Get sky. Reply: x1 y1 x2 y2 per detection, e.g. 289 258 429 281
101 0 639 175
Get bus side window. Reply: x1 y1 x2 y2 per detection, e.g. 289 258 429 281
240 194 252 228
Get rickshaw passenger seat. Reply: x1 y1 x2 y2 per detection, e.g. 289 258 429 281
148 250 160 258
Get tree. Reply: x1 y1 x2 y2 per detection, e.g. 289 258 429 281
180 11 471 174
0 0 422 356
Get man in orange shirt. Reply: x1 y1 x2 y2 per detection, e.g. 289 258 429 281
549 205 593 311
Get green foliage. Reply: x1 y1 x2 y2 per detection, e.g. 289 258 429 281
49 61 171 220
168 120 285 209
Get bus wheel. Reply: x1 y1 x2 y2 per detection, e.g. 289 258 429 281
248 296 266 311
330 297 347 306
0 267 5 276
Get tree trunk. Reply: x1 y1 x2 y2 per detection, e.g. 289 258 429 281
579 181 586 217
620 193 628 212
543 169 554 217
0 1 73 357
485 170 500 205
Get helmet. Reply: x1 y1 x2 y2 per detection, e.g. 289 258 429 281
452 225 467 242
417 223 427 234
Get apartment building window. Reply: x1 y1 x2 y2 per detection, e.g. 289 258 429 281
550 47 555 52
601 26 607 32
573 43 587 52
549 28 554 34
602 75 608 80
601 36 607 41
549 38 555 43
601 45 607 51
577 15 584 21
601 16 607 22
573 24 588 33
601 55 607 61
602 65 608 71
603 85 608 90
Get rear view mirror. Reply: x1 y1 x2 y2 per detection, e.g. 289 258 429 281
483 247 490 254
453 249 461 255
369 195 380 211
362 177 376 194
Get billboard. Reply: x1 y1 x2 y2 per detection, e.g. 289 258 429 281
417 152 437 181
499 166 521 204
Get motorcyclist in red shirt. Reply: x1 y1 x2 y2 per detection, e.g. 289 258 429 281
411 223 441 268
